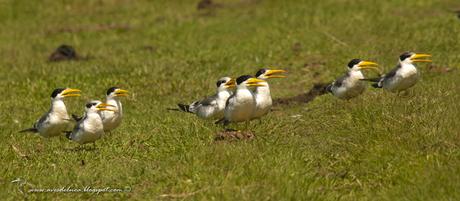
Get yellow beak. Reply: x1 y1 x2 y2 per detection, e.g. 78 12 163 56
246 78 266 87
358 61 382 74
115 89 129 97
61 88 81 97
96 103 117 111
265 69 287 78
411 53 432 62
224 79 236 88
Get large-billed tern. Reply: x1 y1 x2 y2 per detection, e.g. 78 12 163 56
67 100 115 144
326 59 380 99
217 75 266 126
252 69 286 119
370 52 431 92
177 77 235 119
100 87 129 132
19 88 81 138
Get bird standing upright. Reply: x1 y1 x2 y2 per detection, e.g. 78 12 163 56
326 59 380 100
177 77 235 119
252 69 286 119
67 100 115 144
20 88 81 138
100 87 129 132
217 75 266 127
371 52 432 92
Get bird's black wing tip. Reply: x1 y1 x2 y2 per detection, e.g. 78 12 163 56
19 128 38 133
177 103 192 113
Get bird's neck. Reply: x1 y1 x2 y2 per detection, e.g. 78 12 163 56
217 89 232 99
348 70 365 80
106 97 122 113
235 87 253 97
254 83 271 97
400 61 417 70
50 99 68 118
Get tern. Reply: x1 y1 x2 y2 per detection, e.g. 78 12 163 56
369 52 432 92
67 100 115 144
177 77 235 119
100 87 129 132
326 59 380 99
19 88 81 138
252 69 286 119
217 75 266 126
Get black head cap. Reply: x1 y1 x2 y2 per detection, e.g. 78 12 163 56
51 88 66 98
255 69 267 77
399 52 413 61
347 59 362 68
236 75 253 85
85 101 98 109
216 79 226 87
106 87 119 95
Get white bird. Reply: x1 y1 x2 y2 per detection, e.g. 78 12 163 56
67 100 115 144
20 88 81 138
177 77 235 119
100 87 129 132
326 59 380 99
252 69 286 119
217 75 266 126
371 52 432 92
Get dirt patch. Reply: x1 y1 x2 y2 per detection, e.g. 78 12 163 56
292 42 302 54
427 64 455 73
214 130 254 141
273 83 329 106
48 44 79 62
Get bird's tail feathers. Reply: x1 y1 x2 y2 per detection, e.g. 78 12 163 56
19 128 38 133
177 103 192 113
325 84 333 93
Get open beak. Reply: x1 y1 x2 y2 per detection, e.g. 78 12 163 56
246 78 266 87
358 61 382 74
224 79 236 88
96 103 117 111
61 88 81 97
115 89 129 97
411 53 432 62
265 69 287 78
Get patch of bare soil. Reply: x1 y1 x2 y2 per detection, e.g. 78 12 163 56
427 64 455 73
273 83 329 106
214 130 254 141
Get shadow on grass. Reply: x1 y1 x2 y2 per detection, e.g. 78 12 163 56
273 83 329 106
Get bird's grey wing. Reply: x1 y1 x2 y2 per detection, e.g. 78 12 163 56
34 112 51 129
332 73 349 88
382 64 401 80
198 94 218 106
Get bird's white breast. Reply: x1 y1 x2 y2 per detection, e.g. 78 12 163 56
253 85 272 119
71 113 104 144
101 99 122 131
225 89 255 122
383 65 419 92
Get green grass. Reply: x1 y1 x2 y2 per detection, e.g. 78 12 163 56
1 0 460 200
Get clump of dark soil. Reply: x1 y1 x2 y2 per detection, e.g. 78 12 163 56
427 64 455 73
197 0 215 10
273 83 329 106
214 130 254 141
48 44 79 62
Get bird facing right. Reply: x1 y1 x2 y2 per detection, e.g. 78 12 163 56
327 59 380 100
67 100 115 144
100 87 129 132
371 52 432 92
177 77 235 119
219 75 266 126
20 88 81 138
